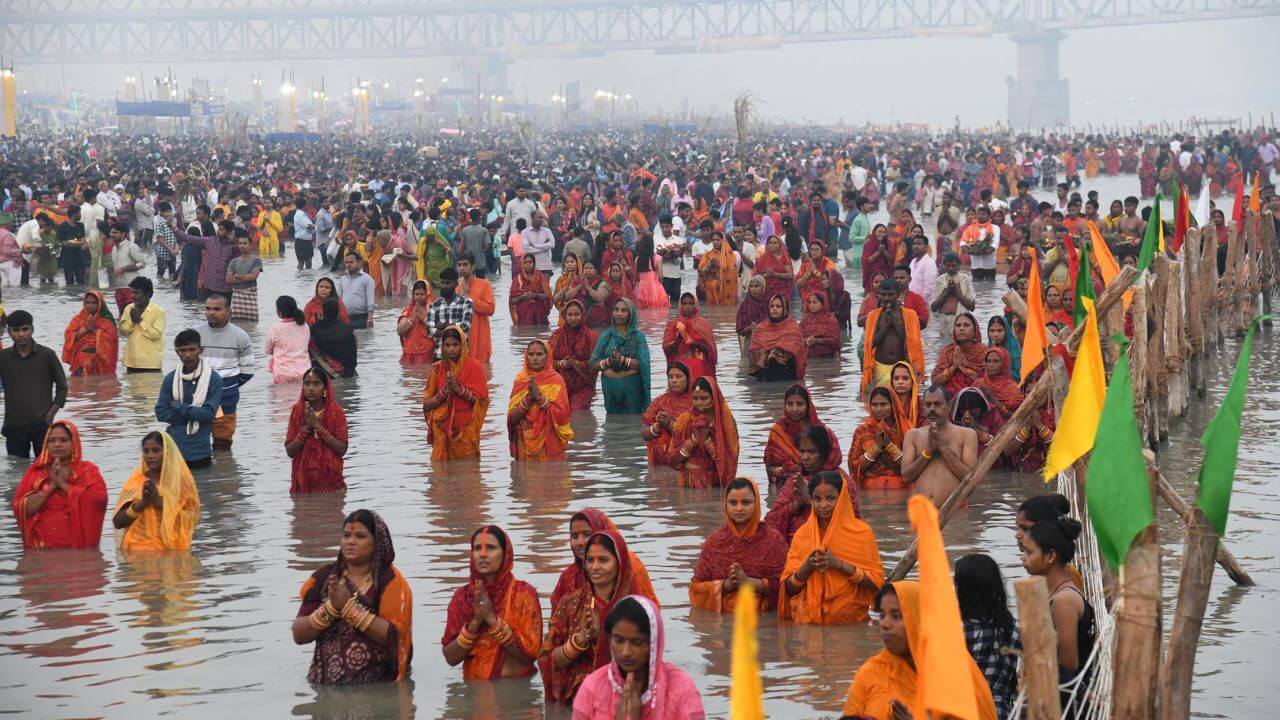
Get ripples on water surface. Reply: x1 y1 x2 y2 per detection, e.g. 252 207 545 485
0 177 1277 718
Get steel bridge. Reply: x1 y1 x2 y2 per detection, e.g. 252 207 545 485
2 0 1278 126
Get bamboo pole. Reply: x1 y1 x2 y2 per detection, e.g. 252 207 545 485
1111 453 1163 720
1261 208 1276 323
1131 282 1150 444
1150 259 1169 442
1183 228 1206 396
1223 223 1242 338
1002 289 1028 324
1202 226 1222 348
1154 472 1254 586
1165 259 1188 418
1016 577 1062 720
1159 503 1219 720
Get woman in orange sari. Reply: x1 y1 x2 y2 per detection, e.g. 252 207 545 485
849 387 910 490
697 230 738 305
600 230 636 286
552 252 587 322
642 361 693 466
779 471 883 624
304 277 348 325
796 240 836 305
396 280 436 365
540 531 658 704
62 290 118 376
422 326 489 460
689 478 789 613
889 360 924 429
763 384 841 485
112 431 200 551
603 260 635 308
442 525 542 681
548 300 598 411
510 254 553 325
668 376 739 489
507 340 573 461
549 509 656 613
292 509 413 684
661 293 718 380
12 421 108 550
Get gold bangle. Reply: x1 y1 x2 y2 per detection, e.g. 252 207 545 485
1038 427 1055 441
920 449 934 460
863 452 878 463
125 502 140 519
569 633 590 653
457 627 476 649
1016 427 1032 443
357 608 377 632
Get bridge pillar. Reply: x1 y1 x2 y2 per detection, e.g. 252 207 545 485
1006 30 1069 129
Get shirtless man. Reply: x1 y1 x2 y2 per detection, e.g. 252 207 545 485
863 278 923 392
1116 196 1146 255
901 385 977 506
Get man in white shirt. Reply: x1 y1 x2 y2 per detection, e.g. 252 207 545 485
499 185 542 243
520 210 555 274
908 237 938 299
80 188 110 289
97 181 123 216
108 222 146 312
654 213 685 307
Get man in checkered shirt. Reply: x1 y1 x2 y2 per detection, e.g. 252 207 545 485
425 266 473 339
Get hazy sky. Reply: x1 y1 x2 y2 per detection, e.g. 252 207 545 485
20 15 1279 129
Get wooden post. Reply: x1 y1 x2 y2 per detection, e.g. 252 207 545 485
1130 282 1150 444
1016 577 1063 720
1183 228 1206 397
1002 289 1028 325
1223 223 1242 337
1202 227 1221 348
1159 505 1219 720
1165 259 1188 418
1154 472 1254 586
1260 209 1276 323
1150 259 1170 442
1111 453 1163 720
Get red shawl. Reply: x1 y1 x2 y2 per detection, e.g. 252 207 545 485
642 362 694 465
549 509 656 611
304 278 348 324
12 420 108 549
547 301 599 411
763 383 842 482
287 378 349 494
690 479 789 612
932 315 988 396
748 295 809 377
798 292 841 358
662 308 718 379
669 377 740 488
974 346 1024 420
601 248 636 284
755 245 794 301
510 268 553 325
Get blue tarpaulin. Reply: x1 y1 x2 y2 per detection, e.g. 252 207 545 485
116 100 192 117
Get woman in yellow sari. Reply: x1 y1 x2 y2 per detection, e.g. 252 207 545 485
697 231 738 305
779 471 883 624
507 339 574 461
111 432 200 551
423 326 490 460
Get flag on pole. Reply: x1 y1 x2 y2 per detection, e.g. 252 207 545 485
1072 236 1095 328
1085 335 1155 571
729 584 764 720
1020 257 1049 384
1087 220 1129 312
1193 183 1212 228
1197 317 1266 536
1248 172 1262 216
1043 298 1105 479
1136 192 1163 273
1231 179 1245 225
1172 184 1190 253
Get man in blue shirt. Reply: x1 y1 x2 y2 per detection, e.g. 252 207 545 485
155 329 223 468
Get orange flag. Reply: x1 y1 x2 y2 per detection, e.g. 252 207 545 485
1020 256 1048 383
1249 171 1262 215
1087 220 1130 312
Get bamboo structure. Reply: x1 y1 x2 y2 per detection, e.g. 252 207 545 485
1159 492 1221 720
1110 454 1163 720
1015 577 1062 720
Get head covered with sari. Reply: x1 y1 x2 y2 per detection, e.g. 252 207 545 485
765 384 842 478
426 325 487 440
987 315 1022 382
550 508 657 610
507 339 574 457
62 290 118 375
114 432 201 551
748 294 809 377
678 376 740 487
590 297 651 406
690 478 789 612
736 275 771 335
974 346 1024 417
12 420 108 550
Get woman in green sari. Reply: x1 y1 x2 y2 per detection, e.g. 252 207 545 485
589 298 651 414
418 211 454 286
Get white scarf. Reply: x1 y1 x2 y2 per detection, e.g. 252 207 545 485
173 360 212 436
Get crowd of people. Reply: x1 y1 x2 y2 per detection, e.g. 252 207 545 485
2 122 1277 719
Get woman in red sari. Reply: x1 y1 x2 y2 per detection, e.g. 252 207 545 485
540 531 658 704
304 277 348 325
796 240 836 305
669 376 740 489
661 293 718 380
62 290 118 376
507 340 574 461
848 386 910 490
549 509 657 613
755 234 794 301
861 224 896 293
510 254 553 325
763 384 841 485
12 420 108 550
764 425 855 544
931 312 987 396
547 300 599 411
603 261 635 308
975 347 1024 423
285 368 349 494
799 291 841 358
748 295 809 382
1045 283 1073 327
689 478 789 613
442 525 542 680
599 231 636 286
642 361 693 466
396 280 436 365
422 326 490 460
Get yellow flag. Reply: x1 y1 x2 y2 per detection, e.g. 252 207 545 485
1043 297 1106 479
730 584 764 719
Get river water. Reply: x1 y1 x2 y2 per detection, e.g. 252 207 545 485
0 175 1276 719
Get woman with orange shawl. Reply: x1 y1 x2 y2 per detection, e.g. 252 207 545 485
62 290 118 376
748 295 808 382
442 525 543 681
510 254 553 325
548 300 599 412
842 580 998 720
603 260 635 308
765 426 856 544
285 368 349 493
889 360 924 430
552 252 587 322
931 312 987 396
549 509 657 613
507 340 574 461
668 376 739 489
779 471 883 625
796 240 836 305
763 384 841 485
1045 283 1073 327
112 431 200 551
422 326 489 460
849 387 910 490
799 291 840 359
642 361 693 466
12 421 108 550
689 478 789 613
293 509 413 684
697 231 738 305
396 280 436 365
861 225 897 293
540 531 657 704
662 293 718 380
304 277 348 325
755 235 795 301
975 347 1023 423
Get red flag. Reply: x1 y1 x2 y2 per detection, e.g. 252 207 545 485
1231 178 1245 225
1062 235 1080 287
1172 186 1190 253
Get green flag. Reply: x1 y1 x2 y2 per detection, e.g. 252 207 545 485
1073 236 1095 328
1197 316 1267 536
1084 336 1154 571
1136 192 1162 273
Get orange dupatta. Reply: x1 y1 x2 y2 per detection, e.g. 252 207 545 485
114 433 200 551
506 340 574 460
860 307 925 395
62 290 118 376
697 239 738 305
669 377 740 488
424 326 490 460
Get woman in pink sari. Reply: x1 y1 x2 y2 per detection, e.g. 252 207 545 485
384 215 418 298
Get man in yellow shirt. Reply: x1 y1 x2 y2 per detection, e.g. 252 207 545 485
118 276 166 372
